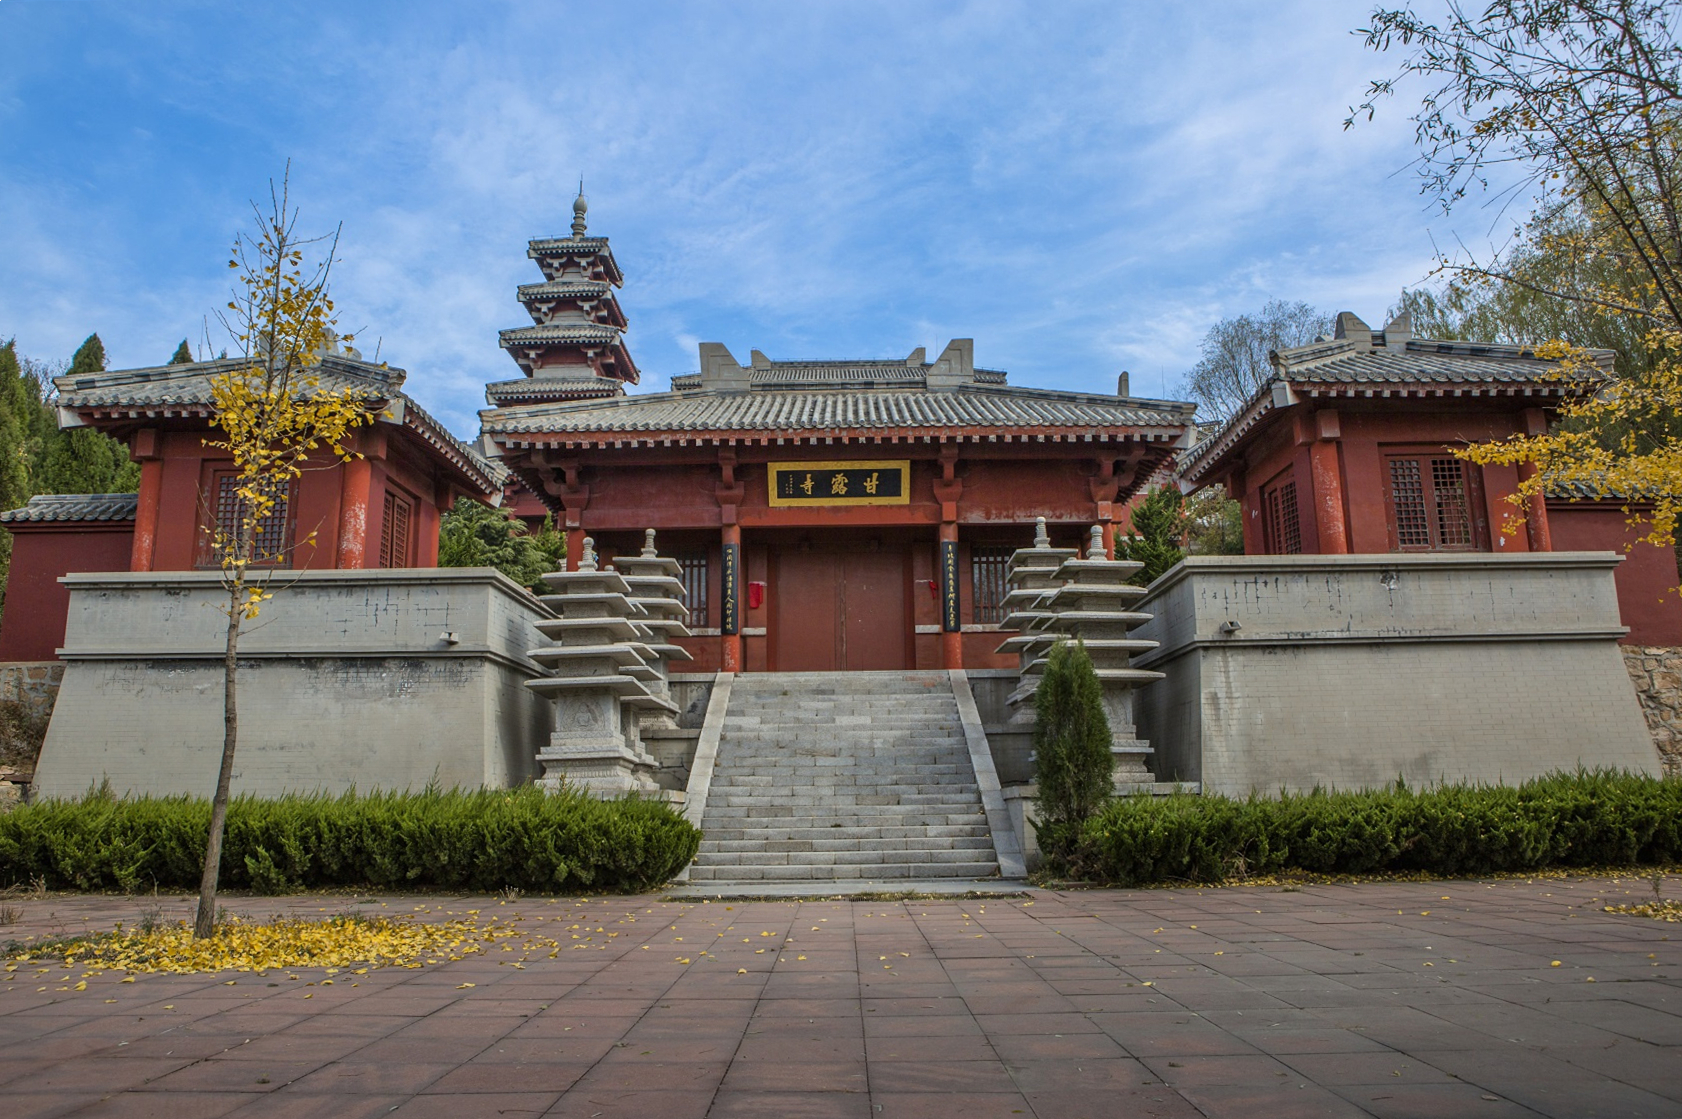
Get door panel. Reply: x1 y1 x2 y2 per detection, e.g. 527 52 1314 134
771 550 840 671
839 551 907 669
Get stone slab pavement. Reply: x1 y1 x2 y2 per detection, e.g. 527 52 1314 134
2 873 1681 1118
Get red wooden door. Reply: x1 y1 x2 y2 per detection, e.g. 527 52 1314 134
771 546 909 670
839 551 906 669
772 550 841 671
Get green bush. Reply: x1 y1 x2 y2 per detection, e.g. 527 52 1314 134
1052 770 1682 884
0 786 700 894
1033 640 1114 859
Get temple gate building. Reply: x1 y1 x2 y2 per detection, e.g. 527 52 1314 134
478 195 1198 674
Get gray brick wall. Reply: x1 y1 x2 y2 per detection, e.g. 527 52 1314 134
1133 553 1660 795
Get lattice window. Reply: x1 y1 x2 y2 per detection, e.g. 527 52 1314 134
1263 480 1302 554
1389 458 1431 547
1431 458 1472 546
379 490 414 568
1387 454 1478 551
204 472 293 565
970 546 1012 625
678 552 710 629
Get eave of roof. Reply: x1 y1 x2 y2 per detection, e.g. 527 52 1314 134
55 356 501 497
0 492 139 524
1178 336 1606 485
479 383 1196 449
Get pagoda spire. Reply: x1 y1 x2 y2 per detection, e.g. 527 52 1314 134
486 190 640 408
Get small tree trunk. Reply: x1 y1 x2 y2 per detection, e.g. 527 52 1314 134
194 578 245 939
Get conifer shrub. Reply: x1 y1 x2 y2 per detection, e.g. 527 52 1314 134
0 785 699 895
1054 770 1682 884
1032 640 1114 860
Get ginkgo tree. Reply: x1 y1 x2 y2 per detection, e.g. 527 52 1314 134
193 171 377 939
1352 1 1682 559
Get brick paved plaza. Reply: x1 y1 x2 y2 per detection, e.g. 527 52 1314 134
3 875 1681 1118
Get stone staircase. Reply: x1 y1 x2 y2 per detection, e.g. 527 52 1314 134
689 671 1001 883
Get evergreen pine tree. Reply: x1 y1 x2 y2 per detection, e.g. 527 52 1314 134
0 342 42 622
1117 486 1189 585
1032 640 1114 866
170 340 194 364
36 334 141 495
437 498 566 591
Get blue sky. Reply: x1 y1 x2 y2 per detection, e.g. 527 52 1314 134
0 1 1503 437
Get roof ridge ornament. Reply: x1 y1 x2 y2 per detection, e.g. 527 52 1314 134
571 182 588 238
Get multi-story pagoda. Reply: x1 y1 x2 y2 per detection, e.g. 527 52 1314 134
488 189 640 410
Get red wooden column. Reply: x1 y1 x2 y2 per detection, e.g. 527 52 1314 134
1519 407 1554 552
1307 410 1350 554
335 457 374 569
128 429 163 572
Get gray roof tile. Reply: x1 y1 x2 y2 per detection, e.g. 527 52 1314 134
482 383 1194 439
1 493 138 523
1180 334 1606 484
55 356 501 495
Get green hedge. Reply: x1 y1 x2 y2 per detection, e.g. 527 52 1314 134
1053 770 1682 885
0 786 700 894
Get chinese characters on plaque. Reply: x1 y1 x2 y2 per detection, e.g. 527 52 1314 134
767 461 910 507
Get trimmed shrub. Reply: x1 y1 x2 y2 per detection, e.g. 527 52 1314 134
0 785 700 894
1033 640 1113 859
1054 770 1682 884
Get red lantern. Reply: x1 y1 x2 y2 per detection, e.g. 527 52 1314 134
747 581 765 610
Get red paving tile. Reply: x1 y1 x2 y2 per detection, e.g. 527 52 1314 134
1 875 1680 1116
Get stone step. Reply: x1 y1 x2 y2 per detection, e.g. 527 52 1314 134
702 812 988 828
687 861 999 882
700 836 996 854
692 670 997 883
703 823 992 841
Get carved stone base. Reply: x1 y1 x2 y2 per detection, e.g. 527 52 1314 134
538 735 660 797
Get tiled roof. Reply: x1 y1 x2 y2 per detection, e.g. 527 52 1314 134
1179 326 1609 485
482 383 1195 441
485 377 624 406
1545 478 1665 502
667 364 1009 390
527 236 613 256
516 280 614 302
55 356 502 496
1274 337 1603 385
0 493 138 524
498 323 624 347
56 354 404 410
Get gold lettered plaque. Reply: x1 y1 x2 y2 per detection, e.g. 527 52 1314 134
767 460 911 507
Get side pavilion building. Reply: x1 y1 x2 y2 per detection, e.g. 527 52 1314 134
476 200 1196 674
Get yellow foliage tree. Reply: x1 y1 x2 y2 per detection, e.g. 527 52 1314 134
1353 3 1682 559
193 171 376 939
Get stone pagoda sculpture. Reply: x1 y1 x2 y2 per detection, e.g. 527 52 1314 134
996 517 1078 720
526 538 673 796
996 521 1165 791
610 529 694 733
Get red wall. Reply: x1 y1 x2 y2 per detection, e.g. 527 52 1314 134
0 525 134 661
1229 404 1538 556
564 448 1129 672
142 426 449 572
1547 500 1682 645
